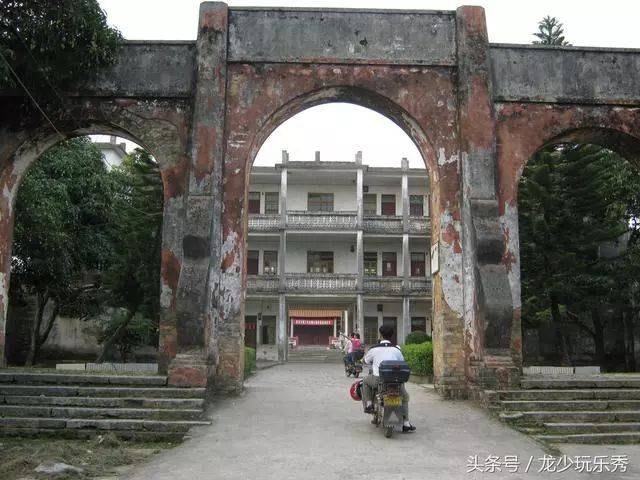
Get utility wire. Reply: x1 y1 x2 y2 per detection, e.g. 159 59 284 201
0 51 64 141
11 27 67 110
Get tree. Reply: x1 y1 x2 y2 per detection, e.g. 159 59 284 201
96 149 163 362
533 16 570 46
0 1 121 106
11 137 115 365
519 143 640 368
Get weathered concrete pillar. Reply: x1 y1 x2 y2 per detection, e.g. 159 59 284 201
356 153 363 229
278 294 287 361
401 297 410 346
170 2 229 389
356 294 364 335
256 314 262 347
402 234 410 290
356 231 363 290
456 6 520 392
401 158 409 232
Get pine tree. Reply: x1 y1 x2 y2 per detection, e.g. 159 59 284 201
519 145 632 366
533 16 570 46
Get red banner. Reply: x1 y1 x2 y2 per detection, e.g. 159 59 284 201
293 318 335 326
245 322 256 330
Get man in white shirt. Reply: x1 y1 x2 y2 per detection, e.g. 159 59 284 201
362 325 416 432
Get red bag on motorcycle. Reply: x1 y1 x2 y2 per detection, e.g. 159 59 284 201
349 379 363 401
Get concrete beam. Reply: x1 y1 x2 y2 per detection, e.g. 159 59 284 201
491 44 640 106
228 8 456 65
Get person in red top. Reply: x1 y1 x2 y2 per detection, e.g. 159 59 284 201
350 333 363 362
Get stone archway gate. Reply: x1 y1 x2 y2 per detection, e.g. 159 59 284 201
1 3 639 397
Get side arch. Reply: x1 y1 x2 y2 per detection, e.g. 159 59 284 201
0 102 191 369
496 104 640 379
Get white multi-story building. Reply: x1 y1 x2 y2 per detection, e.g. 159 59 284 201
246 152 432 360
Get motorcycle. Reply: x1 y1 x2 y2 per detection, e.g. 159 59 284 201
362 360 411 438
344 353 363 378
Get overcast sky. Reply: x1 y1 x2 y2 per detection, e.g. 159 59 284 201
97 0 640 167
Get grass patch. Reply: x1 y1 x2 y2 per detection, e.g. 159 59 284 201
0 435 177 479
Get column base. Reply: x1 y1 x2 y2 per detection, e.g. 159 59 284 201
167 352 209 388
434 376 468 399
472 355 521 391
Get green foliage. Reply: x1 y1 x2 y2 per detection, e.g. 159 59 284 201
0 0 122 93
95 148 163 361
105 149 163 319
10 138 164 364
401 341 433 377
533 16 570 46
404 330 431 345
519 142 640 366
12 137 114 312
244 347 256 378
97 310 154 362
519 145 639 326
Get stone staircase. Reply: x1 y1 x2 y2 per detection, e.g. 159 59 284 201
0 371 209 441
288 347 343 364
487 375 640 444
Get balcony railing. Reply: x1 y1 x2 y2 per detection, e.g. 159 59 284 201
248 214 281 232
409 216 430 235
285 273 357 293
249 212 430 235
247 273 432 296
247 275 279 293
363 215 403 233
407 278 432 296
363 276 403 294
286 211 357 230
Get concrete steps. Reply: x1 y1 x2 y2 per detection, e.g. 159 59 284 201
0 370 209 441
288 347 343 364
488 375 640 444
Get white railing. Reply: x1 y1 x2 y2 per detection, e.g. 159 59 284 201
285 273 357 292
246 275 279 293
286 211 357 230
409 216 430 235
248 214 281 232
363 215 403 233
249 212 430 235
363 276 403 294
407 278 432 295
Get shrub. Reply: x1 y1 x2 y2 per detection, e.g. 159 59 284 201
244 347 256 378
401 341 433 377
405 330 431 345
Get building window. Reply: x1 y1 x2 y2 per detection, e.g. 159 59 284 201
264 192 279 214
363 193 377 215
263 251 278 275
411 252 426 277
381 194 396 215
382 252 397 277
248 192 261 214
411 316 427 332
410 195 424 216
307 251 334 273
247 250 259 275
364 252 378 276
307 193 334 212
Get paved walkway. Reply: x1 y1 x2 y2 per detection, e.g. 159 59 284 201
125 364 640 480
